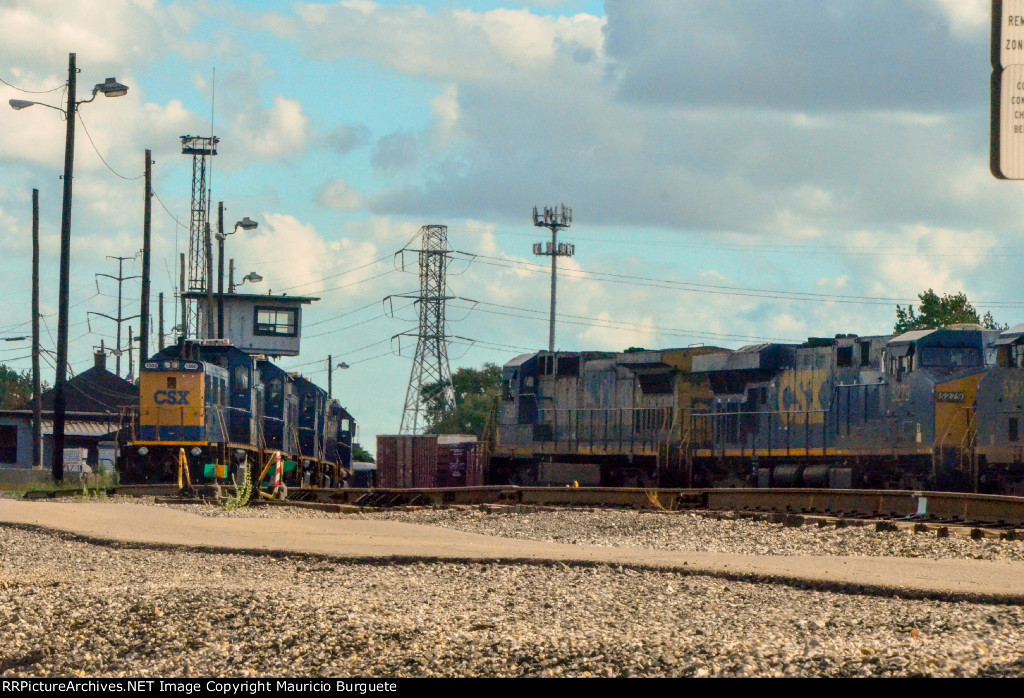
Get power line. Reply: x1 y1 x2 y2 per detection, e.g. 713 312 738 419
276 253 396 293
0 76 65 94
77 112 144 181
445 222 1024 259
455 252 925 306
450 299 800 344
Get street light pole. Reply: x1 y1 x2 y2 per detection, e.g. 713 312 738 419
11 53 129 482
52 52 78 483
216 212 257 337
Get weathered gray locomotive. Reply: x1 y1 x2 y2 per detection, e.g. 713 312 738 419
492 324 1024 493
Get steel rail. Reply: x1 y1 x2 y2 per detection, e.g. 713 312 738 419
27 485 1024 527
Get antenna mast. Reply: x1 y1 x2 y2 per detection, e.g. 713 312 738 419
532 204 573 352
179 134 218 338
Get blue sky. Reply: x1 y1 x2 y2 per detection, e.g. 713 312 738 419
0 0 1020 452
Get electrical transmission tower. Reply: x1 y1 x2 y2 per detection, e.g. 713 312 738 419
396 225 456 434
532 204 573 352
180 135 218 338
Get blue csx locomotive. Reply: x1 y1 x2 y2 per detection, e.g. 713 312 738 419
122 339 356 486
492 324 1024 494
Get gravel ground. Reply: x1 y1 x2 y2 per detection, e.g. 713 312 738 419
3 523 1024 678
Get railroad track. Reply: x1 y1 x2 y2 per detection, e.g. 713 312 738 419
22 483 1024 529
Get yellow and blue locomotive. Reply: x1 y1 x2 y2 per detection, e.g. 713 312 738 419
122 339 354 486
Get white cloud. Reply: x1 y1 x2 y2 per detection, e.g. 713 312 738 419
288 2 606 85
231 96 311 161
316 179 366 211
935 0 988 37
0 0 191 76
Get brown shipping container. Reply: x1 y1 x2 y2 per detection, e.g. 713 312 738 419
376 435 439 488
436 435 482 487
377 434 483 488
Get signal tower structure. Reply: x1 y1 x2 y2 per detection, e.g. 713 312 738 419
532 204 574 352
397 224 456 435
180 135 218 338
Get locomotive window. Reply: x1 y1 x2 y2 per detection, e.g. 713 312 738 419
920 347 980 368
268 379 283 402
1011 418 1019 443
166 377 177 389
860 342 871 366
556 356 580 377
503 379 514 401
253 307 298 337
233 365 250 391
836 346 853 367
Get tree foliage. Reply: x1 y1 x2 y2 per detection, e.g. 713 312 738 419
422 363 502 438
352 443 375 464
0 364 35 410
894 289 1004 335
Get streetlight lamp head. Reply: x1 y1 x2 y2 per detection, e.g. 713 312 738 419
95 77 129 97
243 272 263 283
235 217 258 231
336 362 350 370
9 99 35 110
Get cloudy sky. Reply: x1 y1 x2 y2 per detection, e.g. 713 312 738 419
0 0 1018 452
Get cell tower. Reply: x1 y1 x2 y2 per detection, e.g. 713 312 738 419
180 134 218 338
532 204 573 352
398 225 456 434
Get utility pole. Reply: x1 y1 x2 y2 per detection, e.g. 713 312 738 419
31 189 41 469
127 326 134 380
179 253 186 342
139 149 152 363
91 256 140 377
217 202 225 338
204 221 214 339
397 225 456 434
532 204 574 352
328 354 333 399
52 52 77 483
158 292 165 352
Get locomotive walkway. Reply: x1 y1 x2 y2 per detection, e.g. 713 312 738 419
2 499 1023 604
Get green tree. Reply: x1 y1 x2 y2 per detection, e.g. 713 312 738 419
423 363 502 437
351 443 375 463
0 364 34 409
894 289 1005 335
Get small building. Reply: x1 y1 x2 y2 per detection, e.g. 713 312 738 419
183 291 319 357
0 352 137 473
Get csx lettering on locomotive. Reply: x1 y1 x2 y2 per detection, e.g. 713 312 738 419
153 390 190 405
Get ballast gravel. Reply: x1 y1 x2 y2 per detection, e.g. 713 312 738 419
3 499 1024 677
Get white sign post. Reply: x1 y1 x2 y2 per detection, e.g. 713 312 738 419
991 0 1024 178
